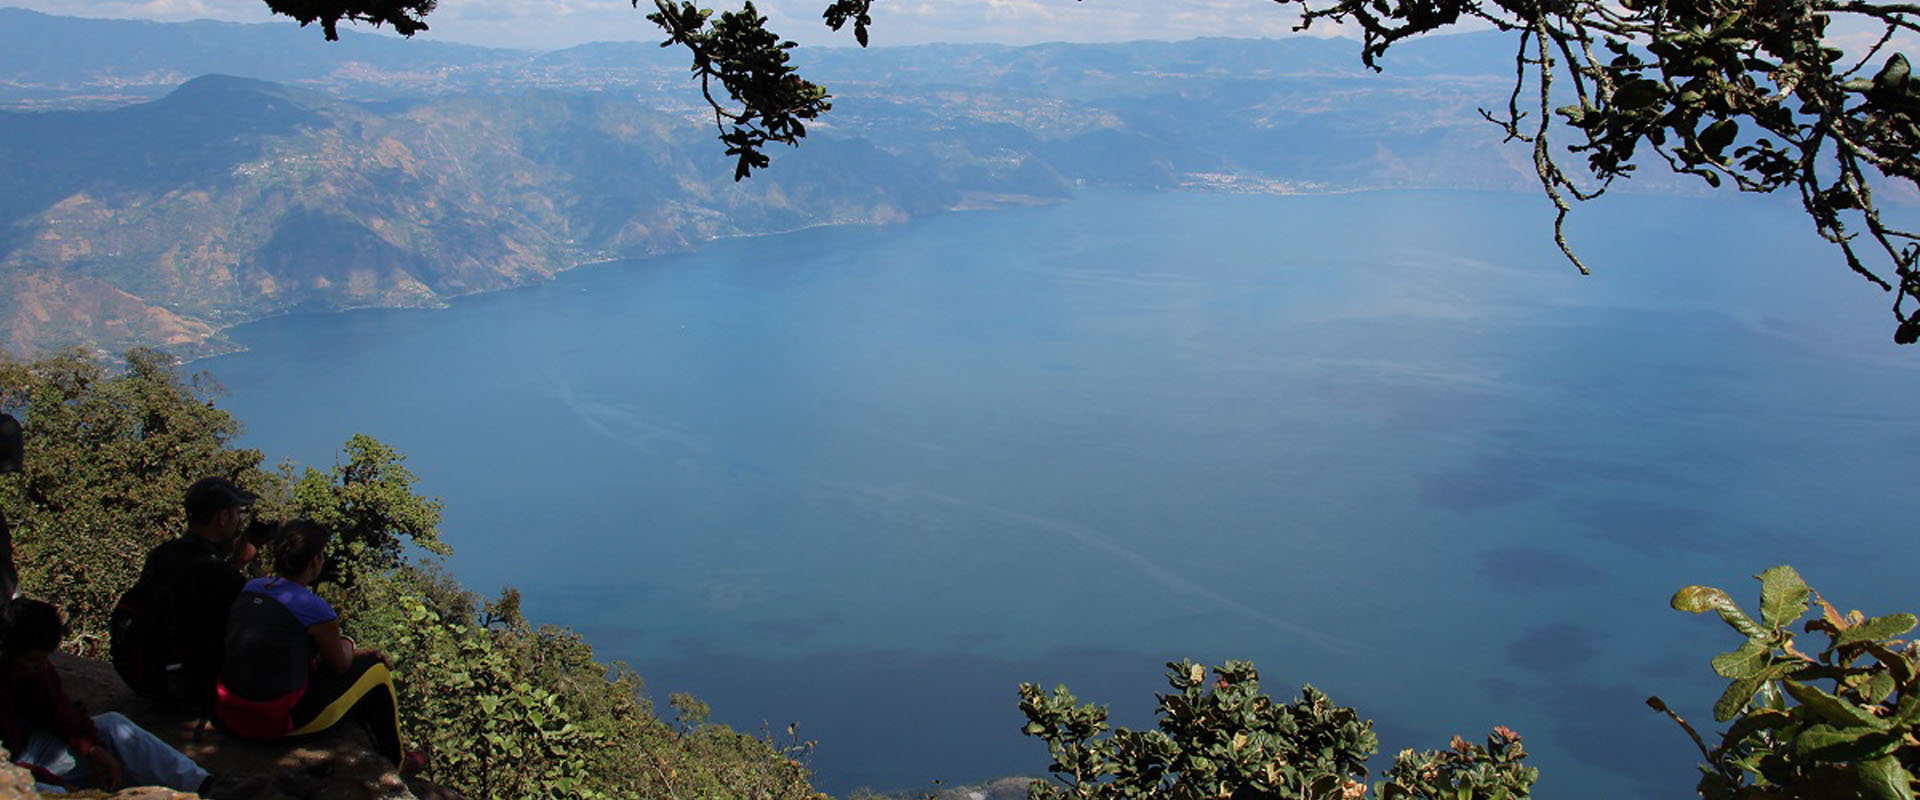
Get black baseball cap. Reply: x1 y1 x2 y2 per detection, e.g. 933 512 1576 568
184 476 257 522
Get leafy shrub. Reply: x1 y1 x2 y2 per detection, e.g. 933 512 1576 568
1019 660 1536 800
343 561 820 800
1375 728 1536 800
0 348 277 652
290 432 449 581
0 349 821 800
1654 565 1920 800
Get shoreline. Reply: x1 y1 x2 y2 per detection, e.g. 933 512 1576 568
180 191 1075 366
155 179 1691 368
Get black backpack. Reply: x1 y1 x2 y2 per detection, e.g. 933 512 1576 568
110 545 237 708
109 576 174 700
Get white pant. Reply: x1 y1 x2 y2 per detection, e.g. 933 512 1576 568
14 711 207 793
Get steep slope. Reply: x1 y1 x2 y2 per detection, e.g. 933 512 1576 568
0 77 1001 357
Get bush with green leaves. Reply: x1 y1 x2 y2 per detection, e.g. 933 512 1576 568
1654 565 1920 800
1374 728 1536 800
0 349 822 800
361 582 616 799
1019 660 1537 800
339 560 820 800
290 432 449 584
0 348 277 652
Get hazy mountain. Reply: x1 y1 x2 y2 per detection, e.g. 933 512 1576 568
0 75 1021 356
0 7 1514 110
0 9 1586 358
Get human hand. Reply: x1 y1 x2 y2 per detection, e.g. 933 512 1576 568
86 747 123 791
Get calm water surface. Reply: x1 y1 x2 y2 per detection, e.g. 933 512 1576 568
203 189 1920 798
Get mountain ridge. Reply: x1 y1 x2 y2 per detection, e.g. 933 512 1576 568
0 11 1602 359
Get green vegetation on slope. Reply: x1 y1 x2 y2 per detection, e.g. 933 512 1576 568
0 349 821 800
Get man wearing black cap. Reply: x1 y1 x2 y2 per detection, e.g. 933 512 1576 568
110 477 259 710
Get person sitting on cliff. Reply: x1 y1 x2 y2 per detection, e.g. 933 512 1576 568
111 476 261 711
215 520 424 774
0 597 213 794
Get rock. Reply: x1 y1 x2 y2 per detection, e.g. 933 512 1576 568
0 755 37 799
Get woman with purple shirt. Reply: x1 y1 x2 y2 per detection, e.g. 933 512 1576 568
214 521 420 773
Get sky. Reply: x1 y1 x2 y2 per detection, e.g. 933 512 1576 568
8 0 1909 55
5 0 1342 51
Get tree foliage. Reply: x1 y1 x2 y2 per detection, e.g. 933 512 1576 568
261 0 436 40
333 536 821 800
0 349 822 800
640 0 837 180
0 348 273 652
1268 0 1920 343
291 432 449 583
1654 566 1920 800
1019 660 1538 800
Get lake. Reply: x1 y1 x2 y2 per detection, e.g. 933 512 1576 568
202 188 1920 798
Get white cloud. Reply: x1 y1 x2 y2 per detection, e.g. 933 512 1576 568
14 0 274 21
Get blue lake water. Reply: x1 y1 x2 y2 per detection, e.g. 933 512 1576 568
202 189 1920 798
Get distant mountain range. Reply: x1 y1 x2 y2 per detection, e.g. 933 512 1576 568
0 7 1640 358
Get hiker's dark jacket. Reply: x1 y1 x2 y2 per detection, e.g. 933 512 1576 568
0 665 99 784
126 535 246 707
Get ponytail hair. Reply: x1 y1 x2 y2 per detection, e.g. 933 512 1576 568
270 520 333 578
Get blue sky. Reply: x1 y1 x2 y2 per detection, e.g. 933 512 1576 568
11 0 1908 58
7 0 1343 51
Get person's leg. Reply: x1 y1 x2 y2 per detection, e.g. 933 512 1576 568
288 654 404 763
90 711 209 792
14 729 85 791
343 676 403 767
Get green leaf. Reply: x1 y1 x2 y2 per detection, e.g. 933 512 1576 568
1673 585 1730 612
1712 639 1772 680
1838 614 1918 647
1614 78 1666 110
1722 709 1790 745
1864 671 1897 704
1698 119 1739 159
1795 723 1900 762
1758 566 1810 628
1674 585 1766 638
1874 54 1911 95
1864 641 1915 686
1715 675 1763 722
1889 693 1920 727
1856 755 1917 800
1783 680 1886 729
1789 721 1896 755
